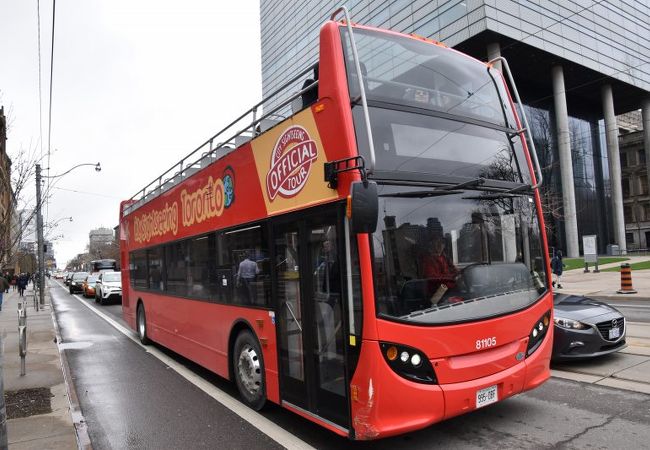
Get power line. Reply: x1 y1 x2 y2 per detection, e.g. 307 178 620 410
52 186 122 200
46 0 56 223
36 0 43 158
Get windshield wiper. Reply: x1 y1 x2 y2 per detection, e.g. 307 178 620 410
380 190 463 198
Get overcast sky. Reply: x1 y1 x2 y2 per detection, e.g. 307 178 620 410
1 0 262 266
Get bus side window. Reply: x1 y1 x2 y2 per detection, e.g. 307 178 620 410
223 225 270 307
215 233 233 304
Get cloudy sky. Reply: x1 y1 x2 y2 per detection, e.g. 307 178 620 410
1 0 262 266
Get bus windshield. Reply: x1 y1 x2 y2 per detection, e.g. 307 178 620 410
342 27 531 185
342 27 513 127
372 185 547 324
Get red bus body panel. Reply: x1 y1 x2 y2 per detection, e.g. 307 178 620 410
119 19 552 440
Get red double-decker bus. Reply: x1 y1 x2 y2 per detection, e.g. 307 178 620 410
119 7 552 440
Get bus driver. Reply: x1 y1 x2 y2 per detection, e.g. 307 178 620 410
421 234 459 305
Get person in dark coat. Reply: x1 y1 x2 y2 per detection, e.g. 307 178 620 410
551 250 564 289
17 274 28 297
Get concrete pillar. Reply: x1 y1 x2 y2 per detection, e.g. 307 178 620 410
602 84 627 254
643 98 650 199
487 42 502 71
552 65 580 257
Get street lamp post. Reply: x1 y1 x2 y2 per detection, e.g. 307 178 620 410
35 162 100 305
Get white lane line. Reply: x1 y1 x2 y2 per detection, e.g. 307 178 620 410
608 303 650 309
55 284 315 450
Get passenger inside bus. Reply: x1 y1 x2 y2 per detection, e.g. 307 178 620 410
236 252 260 304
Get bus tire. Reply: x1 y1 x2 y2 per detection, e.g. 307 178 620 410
137 303 151 345
233 330 266 410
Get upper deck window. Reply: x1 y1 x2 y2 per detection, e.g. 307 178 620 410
341 27 514 128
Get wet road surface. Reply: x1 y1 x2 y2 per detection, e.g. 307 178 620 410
51 281 650 449
51 281 283 450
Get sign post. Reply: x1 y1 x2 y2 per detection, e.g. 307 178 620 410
583 235 598 273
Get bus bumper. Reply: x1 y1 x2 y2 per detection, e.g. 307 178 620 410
350 334 551 440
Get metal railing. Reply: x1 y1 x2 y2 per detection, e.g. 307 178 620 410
123 62 320 216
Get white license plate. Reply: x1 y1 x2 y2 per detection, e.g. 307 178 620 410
476 385 498 409
609 327 620 339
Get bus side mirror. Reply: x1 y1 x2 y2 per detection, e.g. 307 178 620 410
350 181 378 234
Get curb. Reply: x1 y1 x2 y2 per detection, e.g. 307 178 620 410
589 295 650 302
49 288 93 450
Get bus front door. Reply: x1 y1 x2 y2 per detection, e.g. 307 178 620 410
274 212 349 430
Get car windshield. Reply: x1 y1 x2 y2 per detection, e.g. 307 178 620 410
372 185 547 324
87 276 98 283
103 273 121 282
73 272 88 280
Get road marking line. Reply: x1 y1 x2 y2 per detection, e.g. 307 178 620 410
55 282 315 450
608 303 650 309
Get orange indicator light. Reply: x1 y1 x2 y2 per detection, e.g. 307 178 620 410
315 103 325 113
386 346 398 361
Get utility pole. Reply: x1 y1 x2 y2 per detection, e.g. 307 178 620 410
36 164 45 306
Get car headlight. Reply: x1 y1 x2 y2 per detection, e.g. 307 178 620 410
554 316 587 330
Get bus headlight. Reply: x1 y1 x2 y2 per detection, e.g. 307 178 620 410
380 342 437 384
526 311 551 357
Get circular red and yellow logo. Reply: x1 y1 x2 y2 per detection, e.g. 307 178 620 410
266 125 318 201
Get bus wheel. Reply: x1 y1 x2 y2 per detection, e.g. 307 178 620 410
233 330 266 410
137 303 151 345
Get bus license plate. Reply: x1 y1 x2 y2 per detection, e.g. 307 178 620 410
609 327 620 339
476 385 498 409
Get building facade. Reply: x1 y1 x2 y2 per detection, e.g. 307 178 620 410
0 105 15 270
89 227 115 256
259 0 650 256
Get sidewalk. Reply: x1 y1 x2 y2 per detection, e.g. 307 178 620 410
0 284 78 449
560 255 650 301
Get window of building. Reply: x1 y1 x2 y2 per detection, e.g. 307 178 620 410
626 232 635 245
166 240 188 296
622 177 631 197
638 149 646 165
130 249 147 290
624 205 633 222
620 152 628 168
640 176 648 195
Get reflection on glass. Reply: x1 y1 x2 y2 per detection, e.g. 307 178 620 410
373 186 547 324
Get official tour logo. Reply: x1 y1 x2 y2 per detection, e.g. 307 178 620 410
266 125 318 201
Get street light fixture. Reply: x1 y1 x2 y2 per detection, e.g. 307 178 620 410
35 162 101 305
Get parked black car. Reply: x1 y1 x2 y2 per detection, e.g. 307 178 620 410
69 272 89 294
552 293 626 361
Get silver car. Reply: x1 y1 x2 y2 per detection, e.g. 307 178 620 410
94 271 122 305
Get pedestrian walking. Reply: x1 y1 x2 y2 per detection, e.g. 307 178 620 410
551 250 565 289
17 274 28 297
2 272 8 293
0 274 9 311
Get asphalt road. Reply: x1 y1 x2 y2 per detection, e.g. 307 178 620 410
51 281 650 449
605 300 650 323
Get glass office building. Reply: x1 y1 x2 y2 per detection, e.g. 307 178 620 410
260 0 650 256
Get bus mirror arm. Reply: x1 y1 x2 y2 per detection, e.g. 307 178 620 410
324 155 367 189
488 56 543 190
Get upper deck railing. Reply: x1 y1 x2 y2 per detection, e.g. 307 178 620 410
122 61 320 216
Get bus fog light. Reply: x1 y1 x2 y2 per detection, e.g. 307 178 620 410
380 342 437 384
